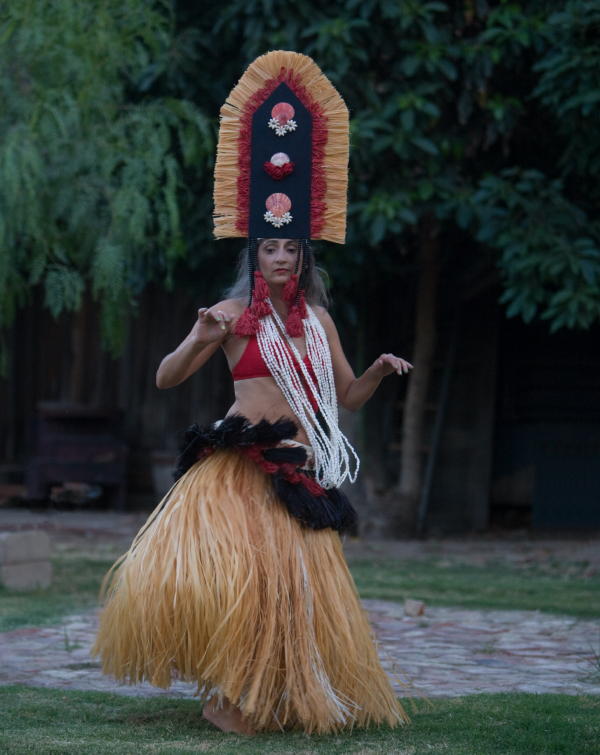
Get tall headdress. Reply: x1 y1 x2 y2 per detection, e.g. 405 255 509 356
213 50 349 244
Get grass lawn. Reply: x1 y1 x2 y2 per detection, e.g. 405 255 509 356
1 543 599 632
1 685 598 754
349 558 600 619
0 551 115 632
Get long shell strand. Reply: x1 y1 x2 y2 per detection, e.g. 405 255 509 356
257 304 359 488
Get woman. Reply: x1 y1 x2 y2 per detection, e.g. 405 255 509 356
93 49 414 736
92 237 412 735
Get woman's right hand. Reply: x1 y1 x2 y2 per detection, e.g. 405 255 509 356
190 307 233 345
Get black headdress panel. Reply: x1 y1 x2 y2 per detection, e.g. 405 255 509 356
249 83 312 238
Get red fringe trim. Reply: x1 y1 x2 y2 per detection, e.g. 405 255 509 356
297 289 307 319
253 270 270 301
302 473 326 497
285 304 303 337
282 275 307 336
282 274 298 303
192 438 325 496
240 446 326 495
285 288 308 337
263 161 295 180
233 271 273 335
253 299 272 318
236 68 328 237
233 308 259 336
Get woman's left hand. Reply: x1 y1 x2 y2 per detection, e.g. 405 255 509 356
370 353 413 377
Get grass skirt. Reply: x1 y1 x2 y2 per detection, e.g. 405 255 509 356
92 448 408 733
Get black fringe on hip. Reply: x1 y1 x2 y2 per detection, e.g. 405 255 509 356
173 414 357 534
271 476 357 533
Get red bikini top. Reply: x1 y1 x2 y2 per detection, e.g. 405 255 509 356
232 333 314 381
231 334 319 410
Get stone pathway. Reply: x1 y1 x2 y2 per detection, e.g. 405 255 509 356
367 600 600 697
1 508 599 700
1 601 599 699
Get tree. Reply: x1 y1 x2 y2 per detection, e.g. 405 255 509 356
186 0 600 529
0 0 212 381
2 0 599 528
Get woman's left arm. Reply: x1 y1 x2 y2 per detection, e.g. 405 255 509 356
315 307 413 412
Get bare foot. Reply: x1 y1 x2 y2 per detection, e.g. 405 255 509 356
202 697 256 736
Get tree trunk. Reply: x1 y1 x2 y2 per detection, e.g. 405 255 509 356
68 300 87 404
395 213 440 533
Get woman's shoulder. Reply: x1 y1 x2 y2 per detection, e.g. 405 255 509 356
209 297 246 315
310 303 334 328
310 303 329 318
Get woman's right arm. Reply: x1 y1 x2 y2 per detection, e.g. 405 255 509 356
155 305 234 389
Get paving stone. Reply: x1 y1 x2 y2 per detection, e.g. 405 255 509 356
0 560 52 590
0 530 53 590
0 530 51 564
404 599 426 617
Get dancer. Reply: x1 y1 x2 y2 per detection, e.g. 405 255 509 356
92 51 413 735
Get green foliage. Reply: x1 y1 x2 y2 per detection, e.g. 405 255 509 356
0 1 212 354
472 169 600 329
533 2 600 177
2 0 600 360
201 0 600 331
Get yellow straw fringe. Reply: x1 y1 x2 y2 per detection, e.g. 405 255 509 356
92 450 408 733
213 50 349 244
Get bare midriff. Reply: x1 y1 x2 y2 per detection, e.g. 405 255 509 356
225 377 311 445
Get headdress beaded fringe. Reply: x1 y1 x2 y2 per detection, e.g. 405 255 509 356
92 416 409 733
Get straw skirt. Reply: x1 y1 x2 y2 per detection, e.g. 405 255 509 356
92 447 408 733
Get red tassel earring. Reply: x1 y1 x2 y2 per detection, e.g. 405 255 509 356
283 274 308 337
282 273 298 303
252 271 272 317
234 271 272 336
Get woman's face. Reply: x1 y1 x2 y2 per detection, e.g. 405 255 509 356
257 238 301 287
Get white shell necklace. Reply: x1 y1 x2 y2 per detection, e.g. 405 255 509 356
256 302 360 489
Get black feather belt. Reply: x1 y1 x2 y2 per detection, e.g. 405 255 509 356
174 414 357 534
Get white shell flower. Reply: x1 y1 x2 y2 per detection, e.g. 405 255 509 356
268 118 298 136
264 210 293 228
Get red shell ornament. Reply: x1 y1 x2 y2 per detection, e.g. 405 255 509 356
268 102 298 136
265 193 292 218
270 152 290 166
271 102 295 124
264 192 293 227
